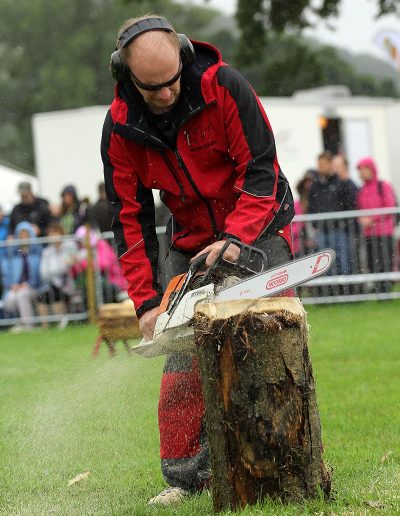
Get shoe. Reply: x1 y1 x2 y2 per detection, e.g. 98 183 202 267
148 486 190 506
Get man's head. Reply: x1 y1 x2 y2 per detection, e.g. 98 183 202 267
332 153 349 181
17 181 34 204
317 151 333 178
115 16 184 114
98 182 106 200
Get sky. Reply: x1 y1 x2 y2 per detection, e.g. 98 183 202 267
184 0 400 63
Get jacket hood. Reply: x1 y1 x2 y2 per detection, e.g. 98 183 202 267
15 221 37 239
356 156 378 181
61 184 79 202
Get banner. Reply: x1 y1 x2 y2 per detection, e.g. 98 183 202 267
373 29 400 71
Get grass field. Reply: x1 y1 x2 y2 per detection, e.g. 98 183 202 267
0 300 400 516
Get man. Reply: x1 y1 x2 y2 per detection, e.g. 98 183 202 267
101 15 294 506
89 182 113 233
308 151 357 277
331 153 360 281
8 181 51 237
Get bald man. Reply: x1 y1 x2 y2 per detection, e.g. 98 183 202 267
102 15 295 505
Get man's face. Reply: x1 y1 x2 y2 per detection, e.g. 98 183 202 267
332 156 347 180
126 35 182 114
20 191 34 204
317 157 332 177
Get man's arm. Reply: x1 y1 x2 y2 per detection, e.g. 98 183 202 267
101 109 163 320
214 66 290 244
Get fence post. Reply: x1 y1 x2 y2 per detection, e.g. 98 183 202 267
84 224 97 324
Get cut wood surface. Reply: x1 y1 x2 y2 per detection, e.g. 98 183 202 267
194 296 331 512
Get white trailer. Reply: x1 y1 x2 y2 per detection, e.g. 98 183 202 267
32 106 108 205
32 93 400 205
264 92 400 195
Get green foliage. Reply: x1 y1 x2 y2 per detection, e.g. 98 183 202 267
235 0 400 65
237 35 399 98
0 0 398 172
0 0 221 171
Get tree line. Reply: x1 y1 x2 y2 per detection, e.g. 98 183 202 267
0 0 397 172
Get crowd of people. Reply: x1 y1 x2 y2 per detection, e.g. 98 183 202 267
0 150 398 332
292 151 399 293
0 181 127 332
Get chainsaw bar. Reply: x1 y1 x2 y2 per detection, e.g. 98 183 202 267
133 248 335 358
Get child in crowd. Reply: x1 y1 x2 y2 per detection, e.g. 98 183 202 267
1 221 42 332
72 225 127 304
37 220 78 328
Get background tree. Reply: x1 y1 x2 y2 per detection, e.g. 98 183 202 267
235 0 400 67
0 0 223 171
0 0 398 173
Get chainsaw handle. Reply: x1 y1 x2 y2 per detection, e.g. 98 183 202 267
188 252 209 274
200 239 268 286
230 239 268 274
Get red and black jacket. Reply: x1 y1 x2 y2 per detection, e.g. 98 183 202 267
101 41 294 317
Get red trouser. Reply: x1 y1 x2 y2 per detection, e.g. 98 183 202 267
159 354 210 491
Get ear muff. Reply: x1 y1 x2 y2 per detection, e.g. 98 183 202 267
109 17 195 82
109 50 127 83
178 34 195 66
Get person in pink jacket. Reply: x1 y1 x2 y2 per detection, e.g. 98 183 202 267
72 226 128 302
356 156 397 293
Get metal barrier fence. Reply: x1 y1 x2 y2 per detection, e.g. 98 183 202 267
0 230 127 330
0 207 399 330
292 206 400 304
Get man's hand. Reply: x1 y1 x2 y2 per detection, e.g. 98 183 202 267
190 240 241 268
139 306 160 341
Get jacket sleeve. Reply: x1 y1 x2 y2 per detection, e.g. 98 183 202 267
101 110 162 318
215 66 283 243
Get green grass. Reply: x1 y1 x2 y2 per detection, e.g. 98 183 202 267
0 301 400 515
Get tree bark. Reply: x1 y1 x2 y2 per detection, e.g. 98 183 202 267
193 297 331 512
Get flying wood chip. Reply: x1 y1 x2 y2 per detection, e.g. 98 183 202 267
68 471 90 486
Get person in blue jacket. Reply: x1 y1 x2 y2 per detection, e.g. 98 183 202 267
1 221 42 331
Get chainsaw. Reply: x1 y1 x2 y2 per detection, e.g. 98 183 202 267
133 239 335 358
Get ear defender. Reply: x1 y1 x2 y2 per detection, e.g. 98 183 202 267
109 17 195 82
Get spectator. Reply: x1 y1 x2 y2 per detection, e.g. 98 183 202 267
72 225 127 304
332 153 358 196
332 152 361 281
37 220 78 328
58 185 87 235
356 156 397 293
292 169 316 256
8 182 51 237
0 205 10 258
308 151 357 276
0 205 9 301
90 182 113 233
1 221 42 332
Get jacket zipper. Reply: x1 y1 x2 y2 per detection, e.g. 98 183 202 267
174 149 219 238
161 153 186 203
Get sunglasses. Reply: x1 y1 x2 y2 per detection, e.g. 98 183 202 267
129 61 183 91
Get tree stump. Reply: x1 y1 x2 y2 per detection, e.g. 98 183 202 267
193 297 331 512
